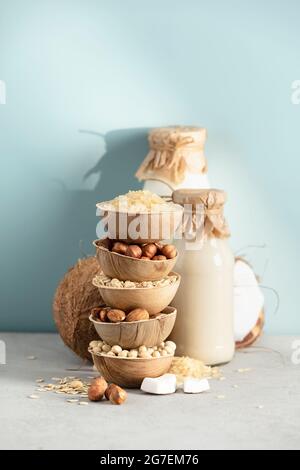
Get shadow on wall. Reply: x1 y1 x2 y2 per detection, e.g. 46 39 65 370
63 127 149 253
81 127 149 198
2 128 149 332
50 126 149 288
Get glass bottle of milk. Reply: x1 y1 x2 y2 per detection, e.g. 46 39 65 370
170 189 235 366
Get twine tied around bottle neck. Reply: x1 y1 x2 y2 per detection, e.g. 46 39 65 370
173 189 230 240
135 127 207 185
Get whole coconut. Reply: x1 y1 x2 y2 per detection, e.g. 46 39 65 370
53 256 102 361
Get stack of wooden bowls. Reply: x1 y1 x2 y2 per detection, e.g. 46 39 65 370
89 235 181 388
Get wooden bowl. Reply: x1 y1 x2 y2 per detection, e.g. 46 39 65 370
90 352 173 388
89 306 177 349
92 272 181 316
96 204 183 243
93 238 178 282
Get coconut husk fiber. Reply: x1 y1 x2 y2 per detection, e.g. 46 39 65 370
53 257 102 361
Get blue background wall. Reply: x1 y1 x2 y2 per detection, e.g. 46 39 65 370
0 0 299 333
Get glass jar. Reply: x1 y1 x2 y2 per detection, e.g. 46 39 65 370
169 189 235 365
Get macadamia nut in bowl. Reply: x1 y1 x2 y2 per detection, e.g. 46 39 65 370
92 272 180 316
93 239 178 282
90 306 177 349
89 340 176 388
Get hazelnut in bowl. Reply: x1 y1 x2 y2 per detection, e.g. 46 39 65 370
92 272 181 316
89 340 176 388
90 306 177 350
93 238 178 282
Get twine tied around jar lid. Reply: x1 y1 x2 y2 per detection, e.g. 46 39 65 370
172 189 230 239
135 126 207 185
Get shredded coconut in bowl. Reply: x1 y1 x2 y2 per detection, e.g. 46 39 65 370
97 190 182 213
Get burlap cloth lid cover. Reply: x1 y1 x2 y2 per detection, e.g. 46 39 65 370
136 126 207 185
172 189 230 239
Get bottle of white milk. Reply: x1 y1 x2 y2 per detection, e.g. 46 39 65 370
169 189 235 366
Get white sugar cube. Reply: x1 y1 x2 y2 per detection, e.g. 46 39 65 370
183 378 210 394
141 374 177 395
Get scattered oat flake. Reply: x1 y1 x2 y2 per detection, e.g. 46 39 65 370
79 401 88 406
28 394 40 399
27 356 37 360
67 399 79 403
35 378 44 383
233 385 239 389
219 377 226 381
237 368 252 373
51 377 62 381
257 405 264 409
217 395 226 400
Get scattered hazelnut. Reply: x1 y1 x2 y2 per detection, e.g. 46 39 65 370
105 384 127 405
161 244 177 259
88 377 108 402
125 245 142 259
152 255 167 261
125 308 150 322
112 241 128 255
107 309 126 323
142 243 158 259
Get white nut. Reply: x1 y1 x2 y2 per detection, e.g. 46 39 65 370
118 350 129 358
159 342 165 349
93 347 102 355
160 350 168 357
139 351 152 359
165 341 176 351
111 345 122 354
152 351 161 358
106 351 116 357
138 345 147 354
110 278 123 288
164 345 175 355
90 340 101 349
128 350 138 358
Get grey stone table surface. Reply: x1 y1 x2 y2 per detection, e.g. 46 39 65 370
0 333 299 450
